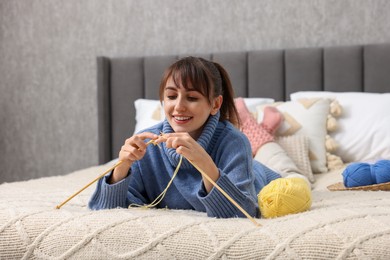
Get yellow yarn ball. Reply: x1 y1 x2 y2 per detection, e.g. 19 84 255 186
258 177 312 218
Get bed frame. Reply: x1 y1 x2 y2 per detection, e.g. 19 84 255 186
2 42 390 259
97 42 390 164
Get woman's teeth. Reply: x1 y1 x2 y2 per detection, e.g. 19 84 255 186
175 116 190 121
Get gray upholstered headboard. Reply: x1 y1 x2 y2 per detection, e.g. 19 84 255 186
97 42 390 164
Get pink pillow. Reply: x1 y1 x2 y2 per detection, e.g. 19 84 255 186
235 98 274 155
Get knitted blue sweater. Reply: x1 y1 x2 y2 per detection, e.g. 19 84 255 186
89 112 280 218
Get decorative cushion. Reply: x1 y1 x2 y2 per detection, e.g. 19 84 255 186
235 98 276 155
254 136 314 183
276 135 314 182
291 92 390 163
257 98 336 173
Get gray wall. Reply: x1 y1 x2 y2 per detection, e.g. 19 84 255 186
1 0 389 183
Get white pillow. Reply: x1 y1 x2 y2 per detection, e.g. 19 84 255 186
257 98 331 173
291 92 390 163
134 99 165 134
134 98 274 134
237 97 275 114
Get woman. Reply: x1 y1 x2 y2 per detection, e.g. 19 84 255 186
89 57 281 218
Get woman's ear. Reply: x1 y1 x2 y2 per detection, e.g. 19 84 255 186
211 95 223 115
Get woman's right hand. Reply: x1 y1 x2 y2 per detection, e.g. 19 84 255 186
109 132 158 184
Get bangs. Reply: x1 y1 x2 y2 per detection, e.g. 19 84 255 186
159 56 238 127
168 58 213 101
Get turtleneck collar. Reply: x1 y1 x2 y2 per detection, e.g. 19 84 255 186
162 111 220 169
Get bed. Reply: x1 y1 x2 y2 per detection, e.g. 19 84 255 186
1 43 390 259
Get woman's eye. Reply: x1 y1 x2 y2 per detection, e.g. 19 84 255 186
167 95 176 100
187 97 198 101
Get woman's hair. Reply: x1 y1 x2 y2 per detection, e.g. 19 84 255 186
159 56 240 127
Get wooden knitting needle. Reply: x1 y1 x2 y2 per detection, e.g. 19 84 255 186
186 158 261 227
55 160 124 209
55 139 156 209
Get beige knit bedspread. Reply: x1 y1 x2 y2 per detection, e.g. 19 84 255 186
1 164 390 259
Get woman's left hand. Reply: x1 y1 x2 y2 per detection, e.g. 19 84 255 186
156 133 219 193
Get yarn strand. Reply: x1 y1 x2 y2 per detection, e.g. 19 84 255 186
129 155 183 209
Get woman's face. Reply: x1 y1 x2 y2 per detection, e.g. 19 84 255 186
163 76 222 139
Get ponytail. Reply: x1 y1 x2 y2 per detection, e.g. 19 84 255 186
212 62 240 128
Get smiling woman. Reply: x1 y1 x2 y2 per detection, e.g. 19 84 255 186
162 79 221 140
3 43 390 258
88 56 282 219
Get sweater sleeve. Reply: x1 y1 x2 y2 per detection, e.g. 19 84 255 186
88 161 149 210
197 131 260 218
88 172 132 210
198 170 259 218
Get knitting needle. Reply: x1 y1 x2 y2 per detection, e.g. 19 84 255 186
55 160 124 209
55 139 156 209
186 158 261 227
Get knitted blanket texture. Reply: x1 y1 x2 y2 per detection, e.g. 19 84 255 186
1 164 390 259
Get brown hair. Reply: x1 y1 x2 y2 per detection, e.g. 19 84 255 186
159 56 240 127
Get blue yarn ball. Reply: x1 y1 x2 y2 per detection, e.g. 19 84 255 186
372 160 390 184
342 162 374 187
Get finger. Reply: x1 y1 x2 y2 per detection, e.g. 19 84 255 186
171 138 186 149
122 146 144 161
131 135 155 150
175 145 191 157
138 132 159 141
124 137 143 151
126 133 158 147
164 137 179 149
154 134 168 144
162 132 190 139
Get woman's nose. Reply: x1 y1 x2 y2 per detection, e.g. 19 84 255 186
175 98 186 111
